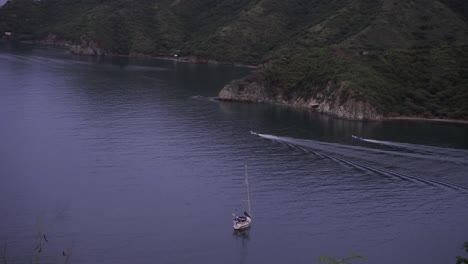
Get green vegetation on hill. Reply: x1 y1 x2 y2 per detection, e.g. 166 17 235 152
1 0 467 119
0 0 43 40
262 46 468 118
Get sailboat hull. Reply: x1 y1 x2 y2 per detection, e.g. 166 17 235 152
233 217 252 230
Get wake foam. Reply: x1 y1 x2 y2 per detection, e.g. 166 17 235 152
353 136 468 156
252 132 468 192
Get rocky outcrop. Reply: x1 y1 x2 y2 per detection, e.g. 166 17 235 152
218 76 383 121
69 37 104 56
218 74 269 103
314 94 382 120
40 34 106 56
40 34 68 46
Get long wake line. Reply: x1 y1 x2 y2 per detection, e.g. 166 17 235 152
251 131 468 192
352 135 468 155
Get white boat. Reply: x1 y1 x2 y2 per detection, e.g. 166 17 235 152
233 165 252 231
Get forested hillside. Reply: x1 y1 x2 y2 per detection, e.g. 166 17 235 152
1 0 467 119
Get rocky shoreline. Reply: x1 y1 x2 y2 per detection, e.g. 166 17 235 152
39 34 105 56
35 34 258 68
385 117 468 124
217 92 468 123
217 73 383 121
216 73 468 123
216 78 468 124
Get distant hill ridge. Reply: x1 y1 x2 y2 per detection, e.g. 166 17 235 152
1 0 467 120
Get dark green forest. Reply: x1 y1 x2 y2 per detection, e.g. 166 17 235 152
1 0 467 118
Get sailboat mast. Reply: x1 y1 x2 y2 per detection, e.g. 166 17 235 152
245 165 251 216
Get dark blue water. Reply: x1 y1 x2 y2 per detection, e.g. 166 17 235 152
1 44 468 264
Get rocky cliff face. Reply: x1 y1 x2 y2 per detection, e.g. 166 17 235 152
218 75 270 103
69 37 104 56
41 34 106 56
218 75 383 121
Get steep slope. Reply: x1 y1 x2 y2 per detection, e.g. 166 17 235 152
1 0 467 119
216 0 468 120
220 45 468 119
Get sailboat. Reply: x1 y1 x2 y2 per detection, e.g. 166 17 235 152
233 165 252 230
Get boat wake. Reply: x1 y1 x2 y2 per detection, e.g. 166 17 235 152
352 136 468 157
251 132 468 192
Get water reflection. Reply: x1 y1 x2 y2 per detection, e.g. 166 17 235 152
217 100 378 142
217 100 468 148
233 228 250 239
233 229 250 264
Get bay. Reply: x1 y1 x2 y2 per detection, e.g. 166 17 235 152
1 44 467 264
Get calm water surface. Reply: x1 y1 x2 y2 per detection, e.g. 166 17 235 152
1 44 468 264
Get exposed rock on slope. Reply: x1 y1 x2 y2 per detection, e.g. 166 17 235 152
218 73 383 120
40 34 105 56
69 37 104 56
218 75 269 103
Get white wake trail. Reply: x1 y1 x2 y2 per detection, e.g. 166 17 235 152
252 132 468 192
